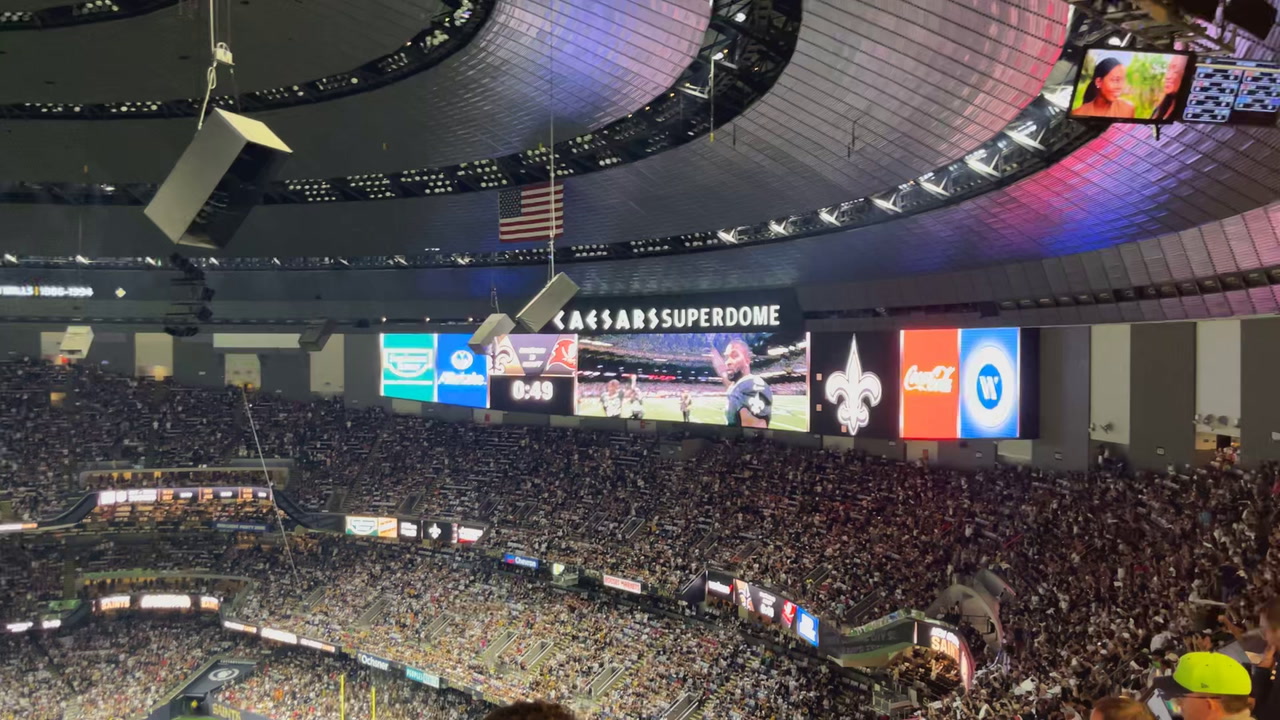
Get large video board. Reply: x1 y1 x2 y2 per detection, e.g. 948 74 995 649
899 328 1034 439
378 326 1035 438
575 332 808 431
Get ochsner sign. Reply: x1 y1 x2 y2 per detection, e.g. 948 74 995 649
357 652 392 672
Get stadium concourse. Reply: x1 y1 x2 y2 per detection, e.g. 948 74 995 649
0 359 1278 720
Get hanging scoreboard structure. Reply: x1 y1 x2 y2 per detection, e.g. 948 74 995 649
378 293 1038 439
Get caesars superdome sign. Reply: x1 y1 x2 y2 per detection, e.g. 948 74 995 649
550 291 801 334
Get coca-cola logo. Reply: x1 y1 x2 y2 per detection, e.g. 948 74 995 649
903 364 956 393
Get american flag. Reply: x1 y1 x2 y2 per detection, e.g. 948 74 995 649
498 183 564 243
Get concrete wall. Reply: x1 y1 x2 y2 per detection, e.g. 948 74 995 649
260 352 311 401
83 330 133 374
1033 326 1091 471
172 336 223 388
343 333 389 409
1241 318 1280 466
1090 324 1131 449
134 332 174 379
1196 320 1242 438
0 326 41 361
309 334 345 396
1129 323 1196 471
391 399 423 415
936 440 997 471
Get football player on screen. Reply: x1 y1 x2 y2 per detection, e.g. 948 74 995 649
625 377 645 420
602 379 624 418
711 338 772 428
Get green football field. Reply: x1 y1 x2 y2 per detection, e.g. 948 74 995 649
577 394 808 432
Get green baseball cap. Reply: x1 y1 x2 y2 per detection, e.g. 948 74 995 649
1152 652 1252 697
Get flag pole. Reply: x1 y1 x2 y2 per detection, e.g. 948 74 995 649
339 673 345 720
547 0 557 281
709 56 715 143
371 684 376 720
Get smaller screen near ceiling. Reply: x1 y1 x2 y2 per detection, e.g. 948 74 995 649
1182 56 1280 125
1069 47 1193 123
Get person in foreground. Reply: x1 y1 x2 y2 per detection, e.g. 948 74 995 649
1153 652 1255 720
1091 696 1154 720
1250 598 1280 720
484 701 578 719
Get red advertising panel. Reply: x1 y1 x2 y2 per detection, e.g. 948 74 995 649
899 329 960 439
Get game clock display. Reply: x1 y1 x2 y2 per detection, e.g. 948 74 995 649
489 376 577 416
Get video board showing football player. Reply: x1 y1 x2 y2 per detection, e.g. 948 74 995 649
575 332 808 431
487 334 579 416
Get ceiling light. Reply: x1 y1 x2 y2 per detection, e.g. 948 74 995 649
207 257 220 266
964 152 1000 179
871 194 901 213
818 208 840 226
1003 124 1045 151
2 254 16 264
716 229 738 244
768 220 789 235
918 177 950 198
733 11 747 22
74 255 89 265
114 287 126 298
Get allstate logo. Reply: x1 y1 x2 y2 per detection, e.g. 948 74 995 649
976 363 1002 409
209 668 241 682
383 349 433 379
451 349 474 371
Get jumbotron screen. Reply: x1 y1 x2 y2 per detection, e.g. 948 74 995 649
379 327 1035 438
575 332 809 431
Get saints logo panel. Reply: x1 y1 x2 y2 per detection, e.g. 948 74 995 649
809 332 898 439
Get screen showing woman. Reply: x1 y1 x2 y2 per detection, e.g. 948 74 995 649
1070 48 1192 123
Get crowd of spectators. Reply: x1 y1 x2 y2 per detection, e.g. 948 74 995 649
0 618 256 720
4 358 1280 719
219 649 485 720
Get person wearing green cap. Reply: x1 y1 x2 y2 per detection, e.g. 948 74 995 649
1152 652 1255 720
1248 597 1280 720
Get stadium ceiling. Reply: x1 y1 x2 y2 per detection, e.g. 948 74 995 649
6 0 1279 316
0 0 711 179
0 0 1065 247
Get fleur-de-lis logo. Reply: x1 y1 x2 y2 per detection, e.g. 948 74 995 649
824 337 882 435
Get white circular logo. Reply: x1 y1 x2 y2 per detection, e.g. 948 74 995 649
960 341 1017 433
450 350 474 371
209 668 241 682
